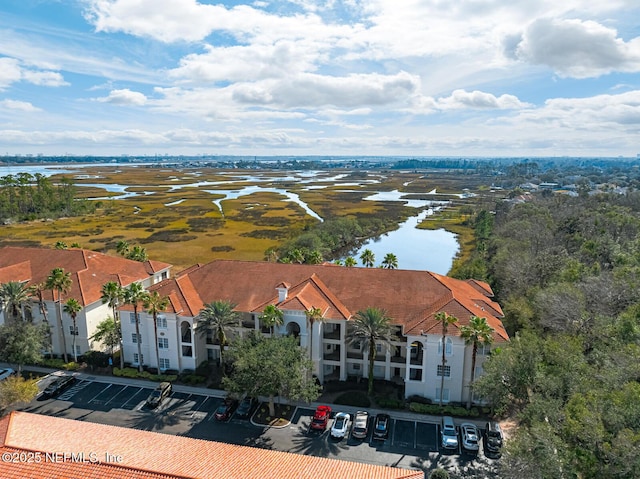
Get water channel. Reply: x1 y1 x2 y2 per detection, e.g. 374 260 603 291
0 164 460 274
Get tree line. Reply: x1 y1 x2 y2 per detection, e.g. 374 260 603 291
0 173 95 221
457 190 640 478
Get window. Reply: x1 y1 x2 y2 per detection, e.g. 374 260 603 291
157 316 167 329
129 312 139 324
132 333 142 344
159 358 170 370
435 388 450 402
69 325 78 336
158 338 169 349
437 364 451 377
133 353 144 365
75 345 81 354
478 344 491 356
438 338 452 356
353 364 361 370
182 345 193 357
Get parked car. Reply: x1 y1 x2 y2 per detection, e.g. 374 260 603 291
43 375 76 398
146 381 172 408
214 398 238 421
484 421 504 453
236 396 257 418
0 368 15 381
352 410 369 439
460 422 480 452
330 412 350 439
440 416 459 450
373 413 391 440
310 405 332 431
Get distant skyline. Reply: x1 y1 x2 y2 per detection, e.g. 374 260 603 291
1 1 639 157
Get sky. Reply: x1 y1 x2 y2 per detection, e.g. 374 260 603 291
0 0 640 157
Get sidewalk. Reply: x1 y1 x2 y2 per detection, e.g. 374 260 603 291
14 363 484 428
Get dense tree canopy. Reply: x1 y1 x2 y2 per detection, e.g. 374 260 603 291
462 191 640 479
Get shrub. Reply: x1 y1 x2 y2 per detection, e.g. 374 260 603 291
429 469 450 479
334 391 371 408
407 394 432 405
38 358 66 369
63 362 79 371
84 350 109 369
376 397 405 409
408 402 480 418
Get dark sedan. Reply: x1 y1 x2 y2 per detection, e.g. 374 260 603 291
373 413 390 440
214 398 238 421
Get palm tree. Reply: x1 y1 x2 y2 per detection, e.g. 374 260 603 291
101 281 124 368
29 281 51 354
435 311 458 406
346 307 393 395
195 300 239 374
360 249 375 268
63 298 82 363
305 306 324 369
128 245 148 262
381 253 398 269
460 315 494 409
260 304 284 335
90 316 120 358
0 281 31 322
54 241 68 250
306 250 323 264
344 256 357 267
116 240 130 256
144 291 169 372
123 282 148 372
46 267 72 363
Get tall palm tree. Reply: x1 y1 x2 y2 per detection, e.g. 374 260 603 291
29 281 52 354
346 307 393 395
260 304 284 335
195 300 239 374
0 281 31 322
116 240 130 256
460 315 494 409
123 282 148 372
46 267 72 363
360 249 375 268
63 298 82 362
128 245 148 262
435 311 458 406
101 281 124 368
144 291 169 372
381 253 398 269
344 256 357 267
305 306 324 368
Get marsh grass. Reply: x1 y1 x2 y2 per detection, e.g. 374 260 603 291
0 167 479 270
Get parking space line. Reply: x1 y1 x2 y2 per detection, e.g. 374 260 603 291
88 383 112 403
104 385 130 406
120 387 144 408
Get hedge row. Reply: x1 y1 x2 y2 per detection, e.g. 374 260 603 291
409 402 481 417
113 367 177 382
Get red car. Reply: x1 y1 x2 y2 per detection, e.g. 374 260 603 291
214 398 238 421
311 405 332 431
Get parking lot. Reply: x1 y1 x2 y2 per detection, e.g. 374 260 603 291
19 373 499 476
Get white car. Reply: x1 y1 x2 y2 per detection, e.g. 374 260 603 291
330 412 350 439
460 422 480 452
0 368 15 381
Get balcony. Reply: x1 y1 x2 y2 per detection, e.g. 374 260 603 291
323 329 340 340
323 350 341 361
391 354 405 364
347 350 363 360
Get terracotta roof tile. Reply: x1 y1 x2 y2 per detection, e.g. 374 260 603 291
1 412 422 479
148 260 507 342
0 261 31 284
0 247 171 307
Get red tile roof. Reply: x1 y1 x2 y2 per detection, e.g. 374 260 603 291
148 260 508 342
0 247 171 307
0 412 423 479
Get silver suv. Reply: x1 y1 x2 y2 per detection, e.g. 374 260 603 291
440 416 459 450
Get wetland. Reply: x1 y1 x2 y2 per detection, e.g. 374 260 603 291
0 164 497 273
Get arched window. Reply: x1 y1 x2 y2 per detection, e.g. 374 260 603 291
438 338 452 356
286 322 301 339
181 321 192 343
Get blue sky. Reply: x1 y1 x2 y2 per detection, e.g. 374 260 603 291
1 0 639 157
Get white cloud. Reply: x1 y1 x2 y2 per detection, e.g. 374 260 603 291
0 58 22 90
435 89 531 110
97 88 147 105
0 99 40 112
506 18 640 78
22 70 69 87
